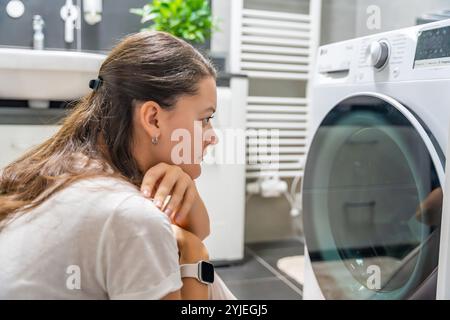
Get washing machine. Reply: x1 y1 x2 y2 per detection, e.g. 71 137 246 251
302 19 450 299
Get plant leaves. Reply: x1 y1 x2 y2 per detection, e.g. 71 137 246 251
130 0 217 44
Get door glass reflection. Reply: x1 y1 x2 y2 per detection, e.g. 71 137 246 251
303 96 442 299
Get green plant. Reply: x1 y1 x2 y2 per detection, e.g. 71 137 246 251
130 0 217 44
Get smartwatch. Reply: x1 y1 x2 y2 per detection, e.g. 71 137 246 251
180 261 215 285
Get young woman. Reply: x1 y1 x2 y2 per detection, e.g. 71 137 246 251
0 31 232 299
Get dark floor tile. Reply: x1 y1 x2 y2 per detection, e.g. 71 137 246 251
215 254 274 283
216 240 305 299
247 239 304 251
246 240 304 290
226 278 302 300
249 245 304 268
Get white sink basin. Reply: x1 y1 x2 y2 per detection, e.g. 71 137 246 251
0 47 106 107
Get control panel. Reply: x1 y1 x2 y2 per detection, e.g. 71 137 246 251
314 19 450 85
414 25 450 68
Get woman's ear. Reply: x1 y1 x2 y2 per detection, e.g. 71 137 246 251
138 101 162 140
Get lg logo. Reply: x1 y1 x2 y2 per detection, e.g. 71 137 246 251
66 265 81 290
366 5 381 31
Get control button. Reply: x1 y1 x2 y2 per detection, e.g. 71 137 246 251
368 40 390 69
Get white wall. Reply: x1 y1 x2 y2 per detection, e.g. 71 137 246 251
211 0 231 66
320 0 450 46
320 0 358 45
355 0 450 37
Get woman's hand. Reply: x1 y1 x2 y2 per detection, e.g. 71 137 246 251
141 162 210 240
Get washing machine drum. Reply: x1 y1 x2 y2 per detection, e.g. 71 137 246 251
303 94 444 299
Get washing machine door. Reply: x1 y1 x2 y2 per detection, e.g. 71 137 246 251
303 93 445 299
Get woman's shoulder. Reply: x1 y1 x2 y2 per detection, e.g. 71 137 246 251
63 176 140 203
66 176 173 241
70 175 138 191
56 176 164 222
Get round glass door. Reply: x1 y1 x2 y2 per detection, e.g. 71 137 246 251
303 94 444 299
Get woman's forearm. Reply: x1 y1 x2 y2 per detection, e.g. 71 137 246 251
178 234 210 300
177 196 210 240
180 278 209 299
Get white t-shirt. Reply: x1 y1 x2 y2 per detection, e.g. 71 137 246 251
0 177 183 299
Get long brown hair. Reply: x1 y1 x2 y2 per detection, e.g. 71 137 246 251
0 31 216 229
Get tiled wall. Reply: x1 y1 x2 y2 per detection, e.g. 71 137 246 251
0 0 210 52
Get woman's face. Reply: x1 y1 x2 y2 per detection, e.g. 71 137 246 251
133 76 219 179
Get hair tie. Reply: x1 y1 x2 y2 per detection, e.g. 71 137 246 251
89 77 103 91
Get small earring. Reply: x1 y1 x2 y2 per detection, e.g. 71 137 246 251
151 136 159 145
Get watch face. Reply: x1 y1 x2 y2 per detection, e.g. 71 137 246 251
199 261 215 283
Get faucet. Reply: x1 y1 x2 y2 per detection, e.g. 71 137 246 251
33 15 45 50
60 0 79 44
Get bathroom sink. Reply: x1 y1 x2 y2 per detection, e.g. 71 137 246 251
0 47 106 108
